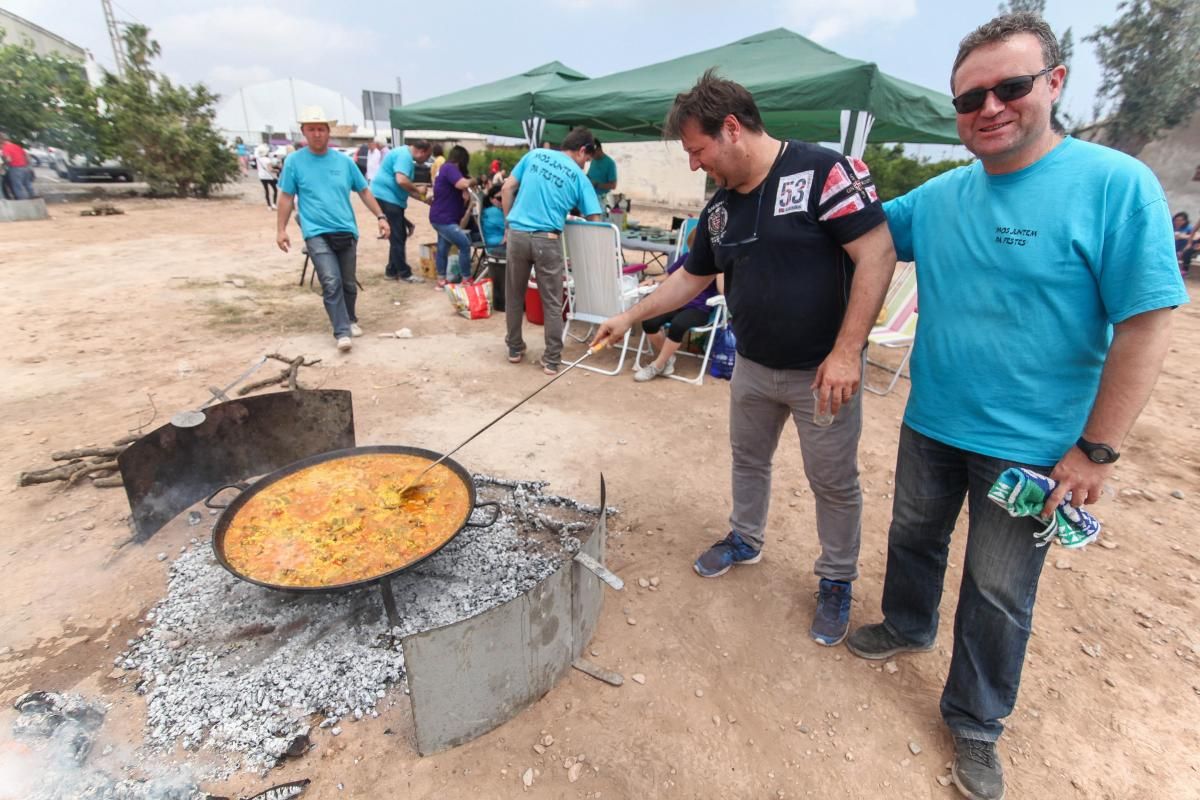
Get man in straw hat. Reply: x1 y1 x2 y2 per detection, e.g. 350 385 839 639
276 106 391 352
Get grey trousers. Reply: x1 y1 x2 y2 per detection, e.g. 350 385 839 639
728 354 864 582
504 229 565 366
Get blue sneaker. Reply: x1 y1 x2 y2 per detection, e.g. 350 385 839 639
811 578 852 646
693 532 762 578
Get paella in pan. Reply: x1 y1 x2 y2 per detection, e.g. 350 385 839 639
219 452 472 588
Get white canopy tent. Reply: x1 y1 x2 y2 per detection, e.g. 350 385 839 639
215 78 365 143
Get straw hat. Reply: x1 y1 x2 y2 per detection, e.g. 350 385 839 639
297 106 337 126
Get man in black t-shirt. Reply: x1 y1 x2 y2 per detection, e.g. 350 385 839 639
594 71 897 647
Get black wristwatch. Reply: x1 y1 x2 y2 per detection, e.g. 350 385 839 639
1076 437 1120 464
376 214 386 220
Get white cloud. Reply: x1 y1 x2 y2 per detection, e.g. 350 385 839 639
209 64 275 85
778 0 918 43
155 5 367 64
416 34 434 50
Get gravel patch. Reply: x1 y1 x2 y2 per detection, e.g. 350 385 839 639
114 475 607 778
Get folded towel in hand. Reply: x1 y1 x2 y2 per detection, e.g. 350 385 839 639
986 467 1101 549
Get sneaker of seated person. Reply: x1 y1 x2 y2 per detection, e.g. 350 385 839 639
633 356 676 382
693 531 761 578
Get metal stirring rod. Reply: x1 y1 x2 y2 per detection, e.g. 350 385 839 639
397 342 607 497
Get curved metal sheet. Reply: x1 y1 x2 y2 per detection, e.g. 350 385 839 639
117 390 355 541
402 476 608 755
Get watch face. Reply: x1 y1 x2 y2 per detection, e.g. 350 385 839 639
1086 444 1116 463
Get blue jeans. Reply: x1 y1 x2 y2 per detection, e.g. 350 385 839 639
432 222 472 281
8 166 35 199
881 424 1052 742
305 234 357 339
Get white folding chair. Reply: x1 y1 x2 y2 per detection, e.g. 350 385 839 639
562 219 642 376
864 262 918 395
633 292 729 386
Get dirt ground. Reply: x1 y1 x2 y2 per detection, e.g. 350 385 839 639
1 177 1198 800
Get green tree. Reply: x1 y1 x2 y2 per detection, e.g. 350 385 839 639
1085 0 1200 156
468 145 526 181
0 31 107 159
863 143 973 201
98 25 237 196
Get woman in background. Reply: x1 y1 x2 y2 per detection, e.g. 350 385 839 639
428 145 475 287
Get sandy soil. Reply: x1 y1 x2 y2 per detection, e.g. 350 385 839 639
1 177 1198 800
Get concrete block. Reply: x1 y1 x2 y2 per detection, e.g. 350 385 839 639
0 198 49 222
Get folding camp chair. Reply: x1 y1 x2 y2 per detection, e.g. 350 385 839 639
633 293 729 387
562 219 642 375
864 262 918 395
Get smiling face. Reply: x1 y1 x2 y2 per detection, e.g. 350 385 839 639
679 117 747 191
952 33 1065 174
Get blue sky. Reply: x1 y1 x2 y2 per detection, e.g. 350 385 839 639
5 0 1118 128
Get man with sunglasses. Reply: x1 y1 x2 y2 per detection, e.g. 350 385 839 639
592 70 898 648
845 14 1188 800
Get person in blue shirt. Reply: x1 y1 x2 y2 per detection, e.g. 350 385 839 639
501 127 604 374
481 185 507 251
277 106 391 353
586 138 618 206
844 16 1188 800
370 139 432 283
480 184 509 311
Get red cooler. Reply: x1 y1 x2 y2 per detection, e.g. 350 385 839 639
524 276 569 325
525 278 544 325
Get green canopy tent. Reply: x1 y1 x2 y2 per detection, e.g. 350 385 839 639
389 61 589 145
534 29 959 155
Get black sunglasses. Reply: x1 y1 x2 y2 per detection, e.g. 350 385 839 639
952 67 1053 114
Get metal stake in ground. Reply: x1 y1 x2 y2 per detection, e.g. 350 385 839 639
398 343 606 498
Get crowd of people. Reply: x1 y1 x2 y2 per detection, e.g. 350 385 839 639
264 14 1190 800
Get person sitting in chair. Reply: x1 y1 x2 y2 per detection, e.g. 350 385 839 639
633 229 722 382
482 185 507 254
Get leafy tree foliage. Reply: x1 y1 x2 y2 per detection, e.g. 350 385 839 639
0 31 106 159
1085 0 1200 156
863 143 973 201
467 146 526 181
98 25 237 196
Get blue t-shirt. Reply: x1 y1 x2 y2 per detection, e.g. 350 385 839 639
507 149 603 233
884 137 1188 465
587 154 618 199
278 147 367 239
371 146 416 207
481 205 506 247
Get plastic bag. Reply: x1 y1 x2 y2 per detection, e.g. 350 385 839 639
446 278 493 319
708 326 736 380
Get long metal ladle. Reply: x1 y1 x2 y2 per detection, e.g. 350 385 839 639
396 342 605 498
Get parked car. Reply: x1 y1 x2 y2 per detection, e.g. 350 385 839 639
25 146 53 167
51 149 133 182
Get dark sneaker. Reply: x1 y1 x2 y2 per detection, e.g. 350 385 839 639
693 532 761 578
507 347 524 364
952 737 1005 800
811 579 852 646
845 623 935 660
383 273 400 281
537 357 559 375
